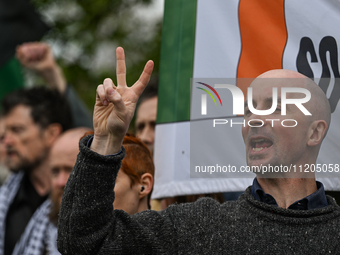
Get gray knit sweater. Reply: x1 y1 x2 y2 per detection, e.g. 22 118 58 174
58 136 340 255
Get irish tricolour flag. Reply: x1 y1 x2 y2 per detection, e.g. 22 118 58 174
152 0 340 199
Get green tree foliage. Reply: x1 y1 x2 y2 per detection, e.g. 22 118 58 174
32 0 162 111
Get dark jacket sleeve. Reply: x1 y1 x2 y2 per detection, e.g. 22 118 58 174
57 136 177 255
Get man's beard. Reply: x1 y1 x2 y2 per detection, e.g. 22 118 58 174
6 147 48 173
49 188 63 226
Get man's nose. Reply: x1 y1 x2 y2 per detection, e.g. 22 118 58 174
245 112 267 126
2 132 15 146
57 171 70 187
139 125 154 145
246 112 271 127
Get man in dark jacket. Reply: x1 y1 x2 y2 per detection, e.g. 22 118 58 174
58 47 340 254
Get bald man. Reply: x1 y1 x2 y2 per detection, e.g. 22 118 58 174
243 69 331 209
46 127 91 254
49 128 91 224
58 49 340 255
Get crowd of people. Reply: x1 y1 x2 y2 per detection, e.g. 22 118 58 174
0 42 339 254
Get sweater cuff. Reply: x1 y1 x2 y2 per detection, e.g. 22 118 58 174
79 135 125 165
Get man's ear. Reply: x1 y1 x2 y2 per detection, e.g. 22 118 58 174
139 173 153 199
307 120 327 147
43 123 63 147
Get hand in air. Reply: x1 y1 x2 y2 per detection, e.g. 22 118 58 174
16 42 55 72
16 42 67 93
92 47 154 155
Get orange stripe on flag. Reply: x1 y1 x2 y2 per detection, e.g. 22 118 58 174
237 0 287 95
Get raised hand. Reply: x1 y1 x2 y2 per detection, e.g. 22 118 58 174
91 47 154 155
16 42 67 93
16 42 54 71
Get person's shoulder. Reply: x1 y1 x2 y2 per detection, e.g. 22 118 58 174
0 171 24 192
165 197 238 217
326 195 340 208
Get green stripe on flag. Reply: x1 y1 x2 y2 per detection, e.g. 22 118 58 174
157 0 197 124
0 57 24 102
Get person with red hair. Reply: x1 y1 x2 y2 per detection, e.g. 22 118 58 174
83 132 154 215
118 133 154 213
